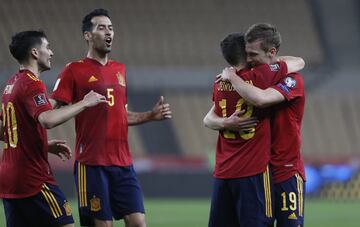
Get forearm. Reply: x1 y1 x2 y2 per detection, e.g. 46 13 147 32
203 106 225 130
127 110 154 126
38 100 87 129
277 56 305 73
228 75 268 107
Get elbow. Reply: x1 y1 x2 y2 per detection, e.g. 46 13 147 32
251 97 269 108
299 58 305 70
38 113 56 129
203 116 210 128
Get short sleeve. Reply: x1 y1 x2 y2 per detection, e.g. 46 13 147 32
23 80 52 121
271 72 304 101
268 61 288 85
51 64 75 104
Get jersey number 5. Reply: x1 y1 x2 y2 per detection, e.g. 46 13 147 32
2 102 18 149
107 88 115 106
218 98 255 140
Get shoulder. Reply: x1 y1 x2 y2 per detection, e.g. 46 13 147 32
108 60 126 69
64 59 87 70
21 72 46 91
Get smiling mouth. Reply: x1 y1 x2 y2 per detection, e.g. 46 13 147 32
105 37 112 46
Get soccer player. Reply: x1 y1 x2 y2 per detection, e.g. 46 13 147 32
203 33 304 227
0 31 107 227
51 9 172 227
217 23 306 227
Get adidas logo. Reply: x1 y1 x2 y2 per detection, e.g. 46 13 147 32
88 76 98 82
288 212 297 220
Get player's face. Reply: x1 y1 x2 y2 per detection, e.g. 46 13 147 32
36 38 53 72
245 40 276 67
87 16 114 54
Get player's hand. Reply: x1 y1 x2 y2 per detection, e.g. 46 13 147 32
82 90 107 107
215 67 237 83
48 139 72 161
223 110 258 131
150 96 172 120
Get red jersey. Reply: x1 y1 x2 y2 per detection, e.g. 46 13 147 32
270 72 306 183
51 58 131 166
212 62 287 178
0 70 56 199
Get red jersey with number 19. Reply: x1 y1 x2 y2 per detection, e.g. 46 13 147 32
212 62 287 178
270 72 306 183
0 70 56 199
51 58 131 166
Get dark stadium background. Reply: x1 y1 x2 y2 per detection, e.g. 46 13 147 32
0 0 360 226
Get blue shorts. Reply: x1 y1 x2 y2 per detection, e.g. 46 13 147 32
74 161 145 226
2 183 74 227
274 173 305 227
209 167 274 227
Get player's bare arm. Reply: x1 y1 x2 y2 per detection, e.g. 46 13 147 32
38 90 107 129
277 56 305 73
217 67 285 108
203 104 258 131
48 139 72 161
128 96 172 126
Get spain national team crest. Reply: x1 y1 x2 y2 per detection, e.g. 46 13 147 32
116 72 126 87
90 196 101 212
63 201 72 216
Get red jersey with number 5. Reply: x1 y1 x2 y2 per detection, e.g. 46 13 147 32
51 58 131 166
0 70 56 198
212 62 287 178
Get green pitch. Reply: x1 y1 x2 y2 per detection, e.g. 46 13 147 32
1 199 359 226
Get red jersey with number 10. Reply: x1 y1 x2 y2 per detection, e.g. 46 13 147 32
0 70 56 198
212 62 287 178
51 58 132 166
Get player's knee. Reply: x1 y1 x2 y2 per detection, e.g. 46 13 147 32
124 213 146 227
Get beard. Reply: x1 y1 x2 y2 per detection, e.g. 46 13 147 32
38 60 50 72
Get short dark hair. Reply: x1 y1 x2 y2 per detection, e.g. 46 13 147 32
245 23 281 52
220 33 246 66
82 8 110 33
9 30 47 64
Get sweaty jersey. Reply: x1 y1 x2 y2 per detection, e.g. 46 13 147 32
270 72 306 183
51 58 131 166
212 62 287 178
0 70 56 198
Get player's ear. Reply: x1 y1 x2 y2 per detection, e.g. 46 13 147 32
268 47 277 57
84 31 92 42
30 47 39 60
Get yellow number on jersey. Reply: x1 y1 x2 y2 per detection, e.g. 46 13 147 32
218 98 255 140
2 102 18 149
107 88 115 106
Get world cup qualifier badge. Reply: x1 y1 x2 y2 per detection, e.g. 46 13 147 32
284 76 297 88
33 93 48 106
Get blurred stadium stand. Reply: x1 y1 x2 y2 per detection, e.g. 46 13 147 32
0 0 359 199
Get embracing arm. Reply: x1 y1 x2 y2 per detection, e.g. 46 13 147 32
38 91 107 129
277 56 305 73
203 104 258 131
218 68 285 108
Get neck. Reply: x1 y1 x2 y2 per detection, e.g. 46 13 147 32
20 62 41 78
87 49 108 65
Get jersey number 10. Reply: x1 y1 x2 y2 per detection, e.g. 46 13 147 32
2 102 18 149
